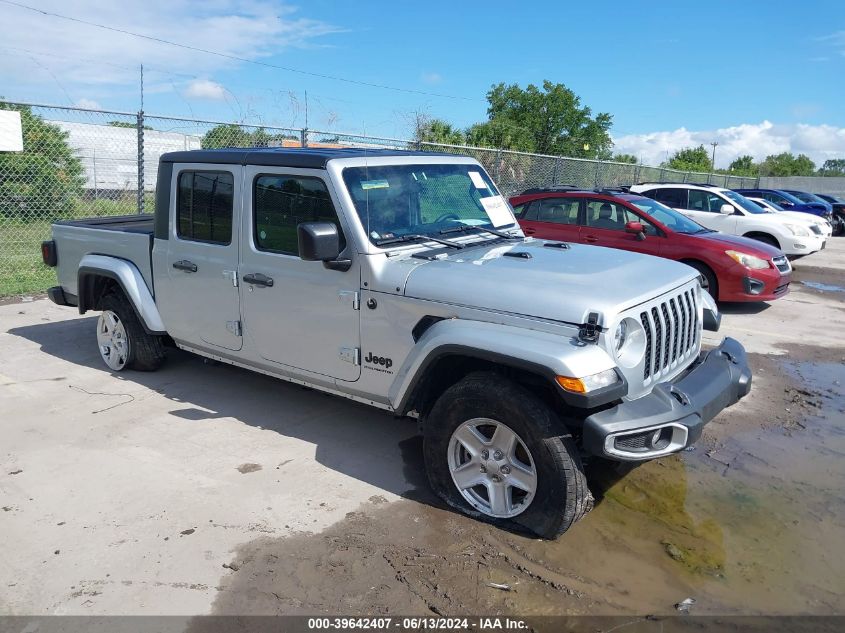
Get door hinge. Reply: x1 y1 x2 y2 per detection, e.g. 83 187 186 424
226 320 242 337
223 270 238 287
338 290 360 310
339 347 360 365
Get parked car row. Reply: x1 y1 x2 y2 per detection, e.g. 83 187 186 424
510 181 839 304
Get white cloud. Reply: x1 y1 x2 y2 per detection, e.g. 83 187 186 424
420 72 442 85
74 98 101 109
0 1 341 100
183 79 227 101
612 121 845 168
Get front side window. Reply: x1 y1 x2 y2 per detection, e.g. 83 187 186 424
629 197 707 234
584 200 648 231
342 164 511 244
253 175 345 255
722 189 766 214
177 171 234 244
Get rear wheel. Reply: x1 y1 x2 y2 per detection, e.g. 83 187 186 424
97 290 165 371
746 233 779 249
423 371 593 539
684 261 718 301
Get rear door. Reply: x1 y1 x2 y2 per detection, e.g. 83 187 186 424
580 199 661 255
157 165 243 351
519 197 582 242
238 167 361 382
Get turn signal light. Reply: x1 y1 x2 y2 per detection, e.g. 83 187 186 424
556 376 586 393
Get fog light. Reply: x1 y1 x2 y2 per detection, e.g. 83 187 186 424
649 427 672 450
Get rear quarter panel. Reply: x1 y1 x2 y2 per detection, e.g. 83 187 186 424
53 224 154 296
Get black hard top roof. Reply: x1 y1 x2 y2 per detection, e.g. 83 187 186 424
160 147 458 169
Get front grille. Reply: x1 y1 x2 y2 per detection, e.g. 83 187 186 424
639 288 699 384
772 256 790 273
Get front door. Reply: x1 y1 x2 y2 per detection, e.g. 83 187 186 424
239 167 361 382
159 166 243 351
682 190 738 233
580 199 661 255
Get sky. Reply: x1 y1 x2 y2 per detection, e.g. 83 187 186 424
1 0 844 168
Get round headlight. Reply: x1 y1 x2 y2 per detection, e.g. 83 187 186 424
614 321 627 352
613 317 646 369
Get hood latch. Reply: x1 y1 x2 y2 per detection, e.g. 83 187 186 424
578 312 603 344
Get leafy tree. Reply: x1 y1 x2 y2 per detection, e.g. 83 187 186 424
728 155 756 176
0 103 85 219
611 153 638 164
415 118 465 145
201 124 296 149
481 81 613 157
758 152 816 177
664 145 712 172
820 158 845 175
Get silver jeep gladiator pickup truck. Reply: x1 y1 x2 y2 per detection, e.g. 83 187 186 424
43 148 751 538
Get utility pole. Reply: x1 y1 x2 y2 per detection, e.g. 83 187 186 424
710 141 718 170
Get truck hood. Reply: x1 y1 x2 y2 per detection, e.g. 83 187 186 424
774 210 827 225
402 239 698 325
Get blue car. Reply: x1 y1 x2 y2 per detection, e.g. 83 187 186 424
734 188 833 220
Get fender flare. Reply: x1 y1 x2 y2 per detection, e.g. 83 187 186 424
390 319 625 414
77 254 166 334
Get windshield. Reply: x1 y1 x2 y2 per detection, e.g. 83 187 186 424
342 164 514 245
722 190 767 214
751 198 784 211
627 197 710 234
791 191 829 205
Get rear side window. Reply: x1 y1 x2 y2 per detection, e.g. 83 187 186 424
650 188 687 209
254 175 345 255
536 197 580 224
177 171 234 244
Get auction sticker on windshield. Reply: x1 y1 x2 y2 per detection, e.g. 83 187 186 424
361 179 389 190
480 195 513 227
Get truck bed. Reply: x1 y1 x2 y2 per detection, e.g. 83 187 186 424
54 214 154 234
52 214 157 298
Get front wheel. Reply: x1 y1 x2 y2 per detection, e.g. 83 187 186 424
423 372 593 539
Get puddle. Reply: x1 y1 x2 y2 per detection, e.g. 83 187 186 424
199 359 845 616
801 280 845 293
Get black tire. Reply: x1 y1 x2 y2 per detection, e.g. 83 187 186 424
683 261 718 301
99 290 165 371
422 371 593 539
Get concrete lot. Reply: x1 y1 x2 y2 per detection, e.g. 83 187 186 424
1 240 844 616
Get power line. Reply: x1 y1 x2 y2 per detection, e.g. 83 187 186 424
0 0 478 102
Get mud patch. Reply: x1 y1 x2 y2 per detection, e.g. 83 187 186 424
199 347 845 616
237 463 262 474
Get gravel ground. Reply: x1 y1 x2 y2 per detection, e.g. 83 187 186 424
1 240 843 617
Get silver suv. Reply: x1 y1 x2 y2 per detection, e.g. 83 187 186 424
43 148 751 538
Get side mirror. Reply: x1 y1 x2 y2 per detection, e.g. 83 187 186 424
297 222 351 271
625 221 646 240
719 204 734 215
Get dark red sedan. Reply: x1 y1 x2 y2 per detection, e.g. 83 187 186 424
510 187 791 302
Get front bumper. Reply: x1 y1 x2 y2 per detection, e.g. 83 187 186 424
582 337 751 461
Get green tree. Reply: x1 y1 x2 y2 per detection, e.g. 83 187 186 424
759 152 816 177
664 145 712 172
0 103 85 219
728 155 756 176
480 80 613 157
415 118 466 145
820 158 845 175
611 153 638 164
201 124 297 149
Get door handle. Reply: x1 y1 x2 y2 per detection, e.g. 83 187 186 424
584 235 598 243
523 227 536 235
242 272 274 287
172 260 197 272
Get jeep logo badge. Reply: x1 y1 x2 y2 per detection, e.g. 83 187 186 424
364 352 392 369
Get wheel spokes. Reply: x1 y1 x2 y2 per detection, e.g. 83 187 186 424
453 424 487 456
451 461 485 490
507 463 537 493
486 480 511 516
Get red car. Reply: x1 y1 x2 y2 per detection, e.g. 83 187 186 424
510 187 791 302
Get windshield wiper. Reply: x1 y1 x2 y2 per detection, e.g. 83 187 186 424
440 224 521 240
374 234 464 249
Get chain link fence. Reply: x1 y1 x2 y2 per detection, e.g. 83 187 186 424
0 99 758 295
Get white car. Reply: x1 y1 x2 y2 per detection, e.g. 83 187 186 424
628 183 825 257
745 197 833 238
